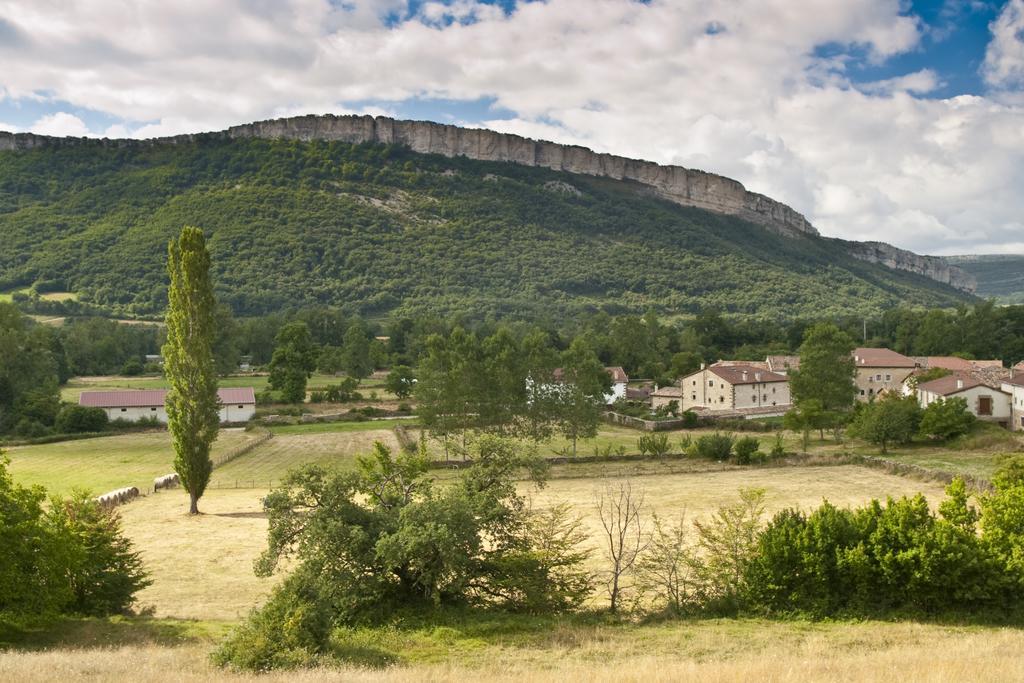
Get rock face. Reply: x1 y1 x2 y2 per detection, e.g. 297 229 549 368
844 241 977 293
0 114 976 293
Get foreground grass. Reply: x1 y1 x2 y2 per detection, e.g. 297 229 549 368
5 428 259 495
2 614 1024 682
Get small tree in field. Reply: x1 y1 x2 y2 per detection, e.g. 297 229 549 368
163 227 220 515
637 512 697 614
596 480 648 613
849 392 921 454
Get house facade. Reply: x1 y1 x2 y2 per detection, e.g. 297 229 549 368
917 374 1011 425
1001 376 1024 431
853 347 917 401
79 388 257 425
679 363 790 412
649 386 682 411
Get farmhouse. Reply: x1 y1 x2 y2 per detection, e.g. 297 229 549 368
679 363 790 413
916 373 1011 425
550 366 629 405
853 347 916 401
765 355 800 375
1001 375 1024 431
79 388 257 425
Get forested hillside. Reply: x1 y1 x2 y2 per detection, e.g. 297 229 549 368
0 136 973 319
946 255 1024 304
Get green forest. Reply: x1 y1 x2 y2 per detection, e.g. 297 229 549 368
0 136 972 320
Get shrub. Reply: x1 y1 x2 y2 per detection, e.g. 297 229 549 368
309 391 327 403
120 358 144 376
768 433 786 459
919 397 975 441
13 418 50 438
637 433 671 457
731 436 760 465
695 433 733 461
213 571 332 671
680 410 699 428
55 405 108 434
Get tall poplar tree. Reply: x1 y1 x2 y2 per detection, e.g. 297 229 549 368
163 227 220 514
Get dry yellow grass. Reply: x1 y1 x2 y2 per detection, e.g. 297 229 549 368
117 489 280 621
209 428 400 488
3 621 1024 682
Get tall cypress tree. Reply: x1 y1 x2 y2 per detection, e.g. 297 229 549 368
163 227 220 514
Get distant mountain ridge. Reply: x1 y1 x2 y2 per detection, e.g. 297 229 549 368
0 120 976 319
0 114 975 294
945 255 1024 304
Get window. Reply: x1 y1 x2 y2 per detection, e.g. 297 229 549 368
772 387 776 394
719 396 725 403
692 380 696 386
691 394 696 401
860 389 865 396
763 394 768 401
885 374 892 381
238 405 244 409
868 376 873 383
876 374 882 381
979 396 993 416
709 380 714 387
120 408 127 412
752 395 757 402
151 407 157 412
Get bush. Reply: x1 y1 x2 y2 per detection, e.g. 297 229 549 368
55 405 108 434
919 397 976 441
695 433 733 461
120 358 144 376
213 571 332 671
680 410 699 428
769 434 786 459
731 436 760 465
637 433 671 457
13 418 50 438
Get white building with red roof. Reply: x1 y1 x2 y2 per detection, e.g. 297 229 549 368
917 373 1011 425
79 387 257 424
1001 375 1024 432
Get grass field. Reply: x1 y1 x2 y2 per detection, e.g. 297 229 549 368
2 617 1024 682
5 429 259 495
208 427 401 488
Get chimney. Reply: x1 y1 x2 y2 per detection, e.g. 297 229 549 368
755 372 762 382
956 378 964 390
700 362 706 370
741 370 748 381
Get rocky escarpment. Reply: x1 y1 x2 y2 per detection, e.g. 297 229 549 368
844 241 977 293
0 114 976 293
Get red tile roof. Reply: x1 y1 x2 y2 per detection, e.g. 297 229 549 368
79 387 256 408
708 364 787 385
853 348 916 368
605 366 629 383
917 373 1006 397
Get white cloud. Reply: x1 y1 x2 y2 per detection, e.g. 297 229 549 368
983 0 1024 88
0 0 1020 254
29 112 90 136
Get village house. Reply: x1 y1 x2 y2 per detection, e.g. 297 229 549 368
546 366 629 406
853 347 916 401
79 387 257 425
678 363 790 413
1001 375 1024 431
765 355 800 375
916 373 1011 426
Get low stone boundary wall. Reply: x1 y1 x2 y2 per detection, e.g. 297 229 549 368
602 412 687 431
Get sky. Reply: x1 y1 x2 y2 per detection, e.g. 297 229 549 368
1 0 1023 256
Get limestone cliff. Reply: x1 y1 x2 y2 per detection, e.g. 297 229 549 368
0 114 976 293
844 241 977 293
